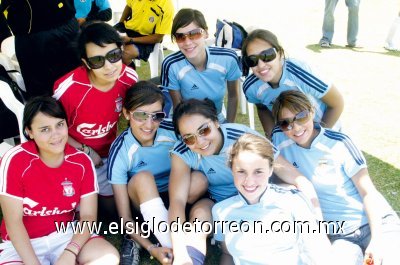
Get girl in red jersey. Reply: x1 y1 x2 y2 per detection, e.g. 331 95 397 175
53 22 138 219
0 96 119 264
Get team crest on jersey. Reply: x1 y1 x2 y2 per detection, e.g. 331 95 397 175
61 179 75 197
115 97 123 112
149 16 155 23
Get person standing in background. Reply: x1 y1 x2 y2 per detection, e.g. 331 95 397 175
319 0 360 48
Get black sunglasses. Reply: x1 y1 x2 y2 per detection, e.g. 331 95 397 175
277 110 311 131
243 48 277 67
86 48 122 69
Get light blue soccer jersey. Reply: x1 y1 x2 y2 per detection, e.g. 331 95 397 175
161 46 242 118
212 184 330 265
271 125 373 234
107 120 176 193
171 123 278 202
243 58 332 126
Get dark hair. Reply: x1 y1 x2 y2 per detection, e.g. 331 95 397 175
172 98 218 137
171 8 208 41
271 90 313 123
242 29 285 60
124 81 165 111
78 21 122 59
23 97 67 140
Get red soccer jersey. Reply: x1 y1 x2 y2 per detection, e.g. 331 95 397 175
53 65 138 157
0 141 98 240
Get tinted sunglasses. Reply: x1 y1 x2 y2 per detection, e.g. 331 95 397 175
182 122 212 145
86 48 122 69
277 110 310 131
243 48 277 67
130 111 166 123
174 28 204 43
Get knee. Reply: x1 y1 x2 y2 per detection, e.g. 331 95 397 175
128 171 155 189
188 171 208 204
78 238 120 264
189 199 213 222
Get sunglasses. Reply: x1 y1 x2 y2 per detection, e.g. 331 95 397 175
130 111 166 123
86 48 123 69
243 48 277 67
174 28 204 43
182 122 212 145
277 110 311 131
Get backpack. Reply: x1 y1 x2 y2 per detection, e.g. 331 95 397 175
0 63 25 141
215 19 248 49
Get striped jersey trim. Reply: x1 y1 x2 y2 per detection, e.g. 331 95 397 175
243 73 259 95
174 142 189 154
286 61 328 94
161 52 186 87
324 130 365 166
107 129 129 180
226 127 245 140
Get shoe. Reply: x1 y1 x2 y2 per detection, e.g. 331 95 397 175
319 40 331 48
384 45 400 52
120 235 141 265
345 44 356 48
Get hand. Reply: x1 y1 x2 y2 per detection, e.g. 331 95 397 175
151 247 173 265
87 147 103 168
122 43 139 64
54 250 78 265
364 240 382 265
113 22 126 33
77 18 86 26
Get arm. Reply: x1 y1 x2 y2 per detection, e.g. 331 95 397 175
124 34 165 45
169 90 183 112
256 104 275 138
119 5 132 23
320 85 344 128
219 242 234 265
0 196 41 265
67 136 102 167
168 154 193 264
274 155 322 216
352 168 385 264
226 80 239 123
56 194 98 264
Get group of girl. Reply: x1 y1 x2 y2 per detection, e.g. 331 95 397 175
0 6 399 265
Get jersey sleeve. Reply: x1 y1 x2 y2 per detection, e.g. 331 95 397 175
74 0 91 19
287 58 332 99
107 142 131 185
170 141 198 169
0 148 24 199
80 154 99 198
335 133 367 179
243 75 263 104
155 0 174 35
226 53 242 81
161 54 181 91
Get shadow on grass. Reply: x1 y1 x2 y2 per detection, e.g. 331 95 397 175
306 44 400 57
363 151 400 214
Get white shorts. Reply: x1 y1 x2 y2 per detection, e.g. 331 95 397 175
96 158 113 196
0 226 98 264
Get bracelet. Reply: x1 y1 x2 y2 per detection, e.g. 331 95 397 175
147 243 159 259
67 241 81 253
64 248 78 258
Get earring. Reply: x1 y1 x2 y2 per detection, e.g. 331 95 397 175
126 116 129 120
